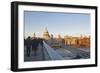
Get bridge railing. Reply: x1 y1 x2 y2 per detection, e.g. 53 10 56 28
43 41 64 60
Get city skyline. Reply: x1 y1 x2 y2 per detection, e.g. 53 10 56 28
24 11 90 38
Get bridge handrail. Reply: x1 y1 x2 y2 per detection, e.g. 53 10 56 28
43 41 64 60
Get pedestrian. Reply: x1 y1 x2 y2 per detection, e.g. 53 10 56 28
40 39 43 48
26 36 32 57
32 38 39 56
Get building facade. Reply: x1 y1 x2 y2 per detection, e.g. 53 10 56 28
64 36 90 48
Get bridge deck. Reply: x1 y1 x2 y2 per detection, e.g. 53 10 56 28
24 44 44 62
24 41 90 62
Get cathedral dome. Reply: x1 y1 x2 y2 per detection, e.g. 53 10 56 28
43 27 50 40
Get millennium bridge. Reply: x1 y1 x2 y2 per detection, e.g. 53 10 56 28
24 41 90 62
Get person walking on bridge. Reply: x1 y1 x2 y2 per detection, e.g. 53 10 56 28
26 36 32 57
32 38 39 56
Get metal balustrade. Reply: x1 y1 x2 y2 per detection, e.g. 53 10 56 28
43 41 64 60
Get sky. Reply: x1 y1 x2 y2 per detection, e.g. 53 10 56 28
24 11 90 38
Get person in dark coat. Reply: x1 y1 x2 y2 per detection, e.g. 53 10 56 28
39 39 43 48
32 38 39 56
26 36 32 57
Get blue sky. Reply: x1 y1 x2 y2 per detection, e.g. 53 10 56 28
24 11 90 38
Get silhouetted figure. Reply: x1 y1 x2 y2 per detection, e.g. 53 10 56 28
39 39 43 48
39 39 45 60
26 36 32 57
32 38 39 56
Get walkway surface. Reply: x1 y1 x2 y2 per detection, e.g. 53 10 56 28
24 42 90 62
55 45 90 59
24 44 44 62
